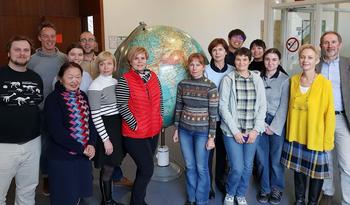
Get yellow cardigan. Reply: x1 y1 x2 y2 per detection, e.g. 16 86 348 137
286 73 335 151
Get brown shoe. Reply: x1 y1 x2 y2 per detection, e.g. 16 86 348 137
112 177 133 188
42 177 50 196
319 194 333 205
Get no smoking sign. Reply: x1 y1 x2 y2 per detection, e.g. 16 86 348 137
286 37 300 52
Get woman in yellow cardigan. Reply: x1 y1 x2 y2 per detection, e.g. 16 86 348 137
280 44 335 205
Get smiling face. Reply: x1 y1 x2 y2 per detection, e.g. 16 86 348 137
235 55 250 72
8 40 31 67
67 48 84 65
320 33 342 61
130 52 147 72
98 58 115 76
299 48 320 72
251 45 264 61
38 27 56 52
188 58 205 79
60 66 82 92
80 32 96 55
229 35 244 50
211 44 227 63
264 53 280 73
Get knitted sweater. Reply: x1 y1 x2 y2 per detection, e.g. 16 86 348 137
44 83 97 160
28 47 67 108
88 75 119 142
174 76 219 138
0 65 43 143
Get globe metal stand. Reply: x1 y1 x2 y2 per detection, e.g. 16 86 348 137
151 128 183 182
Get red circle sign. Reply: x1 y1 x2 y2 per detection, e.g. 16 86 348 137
286 37 300 52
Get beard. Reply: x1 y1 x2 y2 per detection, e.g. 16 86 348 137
10 57 29 66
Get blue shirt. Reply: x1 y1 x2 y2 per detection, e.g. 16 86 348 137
320 57 344 111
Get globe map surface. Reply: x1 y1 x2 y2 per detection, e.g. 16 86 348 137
115 23 207 127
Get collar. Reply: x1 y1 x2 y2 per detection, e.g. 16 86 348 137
235 70 252 79
36 47 60 57
83 54 96 62
322 56 340 64
210 59 228 73
263 69 280 79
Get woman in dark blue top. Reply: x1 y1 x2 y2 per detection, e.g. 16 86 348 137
44 62 97 205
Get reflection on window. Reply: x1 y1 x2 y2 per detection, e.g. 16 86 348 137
88 16 94 34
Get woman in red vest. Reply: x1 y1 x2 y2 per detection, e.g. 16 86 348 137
116 46 163 205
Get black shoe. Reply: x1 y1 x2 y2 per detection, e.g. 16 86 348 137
294 200 306 205
257 192 269 204
209 189 215 199
104 200 124 205
269 189 282 205
184 200 196 205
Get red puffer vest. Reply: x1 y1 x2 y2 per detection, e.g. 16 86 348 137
122 70 162 138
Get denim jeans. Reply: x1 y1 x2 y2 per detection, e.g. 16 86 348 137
224 134 258 197
179 127 210 205
255 113 285 194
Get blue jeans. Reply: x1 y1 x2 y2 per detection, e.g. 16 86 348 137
224 135 258 197
179 127 210 205
255 113 285 194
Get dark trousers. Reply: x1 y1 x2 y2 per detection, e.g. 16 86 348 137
124 135 159 205
208 121 227 192
294 171 323 205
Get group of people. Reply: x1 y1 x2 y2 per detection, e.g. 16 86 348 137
172 29 349 205
0 21 349 205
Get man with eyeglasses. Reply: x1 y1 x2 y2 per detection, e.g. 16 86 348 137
317 31 350 205
225 29 246 66
27 21 67 197
79 31 99 79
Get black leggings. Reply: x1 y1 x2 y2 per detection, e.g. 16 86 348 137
101 165 114 181
124 135 159 205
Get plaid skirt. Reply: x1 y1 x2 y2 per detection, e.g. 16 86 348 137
280 140 329 179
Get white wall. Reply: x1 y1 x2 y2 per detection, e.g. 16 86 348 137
103 0 265 57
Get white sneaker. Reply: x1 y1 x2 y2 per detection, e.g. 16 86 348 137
236 196 248 205
224 194 234 205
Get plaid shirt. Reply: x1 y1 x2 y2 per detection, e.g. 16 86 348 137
235 72 256 133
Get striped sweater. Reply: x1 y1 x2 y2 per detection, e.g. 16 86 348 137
88 75 119 142
174 76 219 138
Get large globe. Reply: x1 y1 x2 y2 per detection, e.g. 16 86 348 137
115 22 208 127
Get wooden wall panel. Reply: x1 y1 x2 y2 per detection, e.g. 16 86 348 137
0 0 103 65
0 0 42 16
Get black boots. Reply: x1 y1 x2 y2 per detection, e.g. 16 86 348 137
294 171 324 205
100 179 124 205
307 178 323 205
294 172 306 205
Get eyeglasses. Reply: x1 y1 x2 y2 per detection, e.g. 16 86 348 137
231 35 244 42
80 38 95 43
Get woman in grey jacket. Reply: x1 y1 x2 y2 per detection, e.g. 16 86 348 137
255 48 289 205
219 47 266 205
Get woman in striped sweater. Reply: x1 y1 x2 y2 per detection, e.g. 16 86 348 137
88 51 124 205
173 53 218 205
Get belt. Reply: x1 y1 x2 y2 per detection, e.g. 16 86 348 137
335 111 345 115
